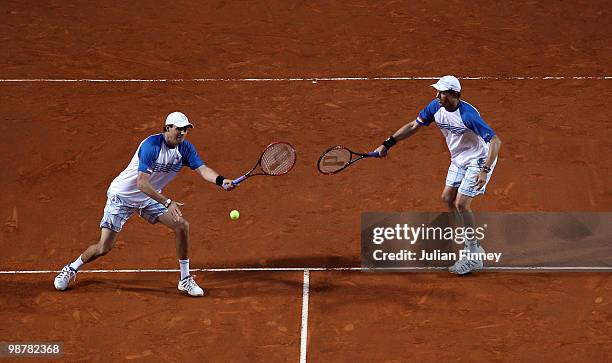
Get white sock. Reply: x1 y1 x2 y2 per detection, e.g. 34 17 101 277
69 256 84 271
179 259 190 280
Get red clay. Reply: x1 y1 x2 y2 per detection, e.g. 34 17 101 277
309 272 612 362
0 272 303 361
1 1 610 361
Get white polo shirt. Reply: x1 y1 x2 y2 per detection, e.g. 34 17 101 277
417 99 496 168
107 134 205 206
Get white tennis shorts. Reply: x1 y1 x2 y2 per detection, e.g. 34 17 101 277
99 194 168 232
445 158 497 198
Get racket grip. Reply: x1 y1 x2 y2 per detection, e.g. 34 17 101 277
222 175 247 190
367 151 380 158
232 175 247 185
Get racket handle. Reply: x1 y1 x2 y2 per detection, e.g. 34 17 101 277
367 151 380 158
233 175 247 185
223 175 247 190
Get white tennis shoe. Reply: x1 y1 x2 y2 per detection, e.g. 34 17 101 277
54 264 78 290
449 245 485 275
178 275 204 297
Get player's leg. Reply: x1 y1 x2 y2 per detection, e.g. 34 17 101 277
443 163 464 250
143 203 203 297
441 186 459 211
454 193 473 212
54 228 119 291
156 212 190 261
443 162 463 211
448 192 483 275
80 227 119 263
448 160 497 275
54 195 133 291
454 193 476 227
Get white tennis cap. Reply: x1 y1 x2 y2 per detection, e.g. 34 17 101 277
165 112 193 128
431 75 461 92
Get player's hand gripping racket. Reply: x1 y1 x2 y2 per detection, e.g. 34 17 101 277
317 146 379 174
227 142 297 189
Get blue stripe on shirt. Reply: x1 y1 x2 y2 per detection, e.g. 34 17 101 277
459 101 496 142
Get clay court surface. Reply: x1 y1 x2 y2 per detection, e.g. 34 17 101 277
1 1 611 362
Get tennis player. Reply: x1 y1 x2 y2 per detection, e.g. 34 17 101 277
54 112 234 296
374 75 502 275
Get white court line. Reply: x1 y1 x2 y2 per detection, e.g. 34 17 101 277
299 270 310 363
0 76 610 83
0 266 611 274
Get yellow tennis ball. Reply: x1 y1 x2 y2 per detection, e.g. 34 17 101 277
229 210 240 220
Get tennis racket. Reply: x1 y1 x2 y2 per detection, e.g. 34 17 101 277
227 142 297 188
317 145 379 174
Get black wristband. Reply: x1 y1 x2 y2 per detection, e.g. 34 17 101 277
481 165 491 174
215 175 226 186
382 135 397 149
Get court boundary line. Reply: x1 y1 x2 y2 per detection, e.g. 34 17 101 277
299 270 310 363
0 76 611 83
1 266 611 274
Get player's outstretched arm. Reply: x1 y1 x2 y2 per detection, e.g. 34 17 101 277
196 165 235 191
374 119 422 157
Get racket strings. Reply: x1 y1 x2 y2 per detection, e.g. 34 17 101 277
318 148 351 174
260 143 297 175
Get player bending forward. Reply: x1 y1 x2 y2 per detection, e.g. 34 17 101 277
54 112 235 296
374 75 502 275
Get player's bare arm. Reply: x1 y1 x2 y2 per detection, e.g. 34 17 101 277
196 165 235 190
374 119 422 157
136 171 184 221
476 135 502 190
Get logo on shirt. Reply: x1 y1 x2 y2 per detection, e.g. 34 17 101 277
437 122 468 135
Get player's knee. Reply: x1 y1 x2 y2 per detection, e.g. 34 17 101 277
454 201 471 212
175 218 189 233
441 193 455 207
